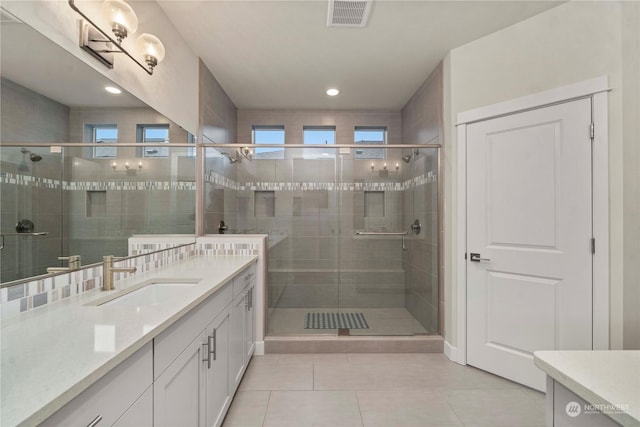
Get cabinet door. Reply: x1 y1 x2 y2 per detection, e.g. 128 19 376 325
154 331 207 427
229 290 247 393
205 305 231 427
244 285 256 360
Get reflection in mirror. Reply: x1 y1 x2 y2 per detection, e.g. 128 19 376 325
0 15 196 284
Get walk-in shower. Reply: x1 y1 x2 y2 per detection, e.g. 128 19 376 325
203 144 441 337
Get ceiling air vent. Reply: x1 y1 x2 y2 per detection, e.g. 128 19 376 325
327 0 373 28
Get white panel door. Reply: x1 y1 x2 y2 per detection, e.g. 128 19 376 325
466 98 593 391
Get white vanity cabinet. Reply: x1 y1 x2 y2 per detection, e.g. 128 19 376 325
153 283 233 427
229 264 256 393
38 259 257 427
153 306 232 427
40 342 153 427
154 261 256 427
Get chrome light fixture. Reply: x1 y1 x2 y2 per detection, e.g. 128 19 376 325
101 0 138 43
69 0 165 75
112 161 142 172
370 162 400 175
135 33 166 72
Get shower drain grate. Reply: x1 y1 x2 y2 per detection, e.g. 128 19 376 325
304 312 369 329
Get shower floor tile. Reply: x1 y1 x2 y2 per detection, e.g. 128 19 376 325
268 307 429 336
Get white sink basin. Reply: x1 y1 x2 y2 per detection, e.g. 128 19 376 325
87 279 201 307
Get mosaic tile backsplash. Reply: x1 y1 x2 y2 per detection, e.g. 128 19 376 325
0 238 262 319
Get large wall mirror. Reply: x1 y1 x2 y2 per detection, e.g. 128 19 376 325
0 12 196 284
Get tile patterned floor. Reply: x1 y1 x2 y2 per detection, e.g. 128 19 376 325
222 353 545 427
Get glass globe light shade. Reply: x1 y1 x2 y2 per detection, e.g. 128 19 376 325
101 0 138 42
136 33 165 73
135 33 166 63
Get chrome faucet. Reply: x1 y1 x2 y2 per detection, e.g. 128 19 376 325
102 255 137 291
47 255 82 273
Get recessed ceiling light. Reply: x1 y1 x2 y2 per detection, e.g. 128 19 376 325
326 88 340 96
105 86 122 94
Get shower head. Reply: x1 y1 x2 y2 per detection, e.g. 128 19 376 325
401 154 412 163
20 148 42 162
221 151 240 164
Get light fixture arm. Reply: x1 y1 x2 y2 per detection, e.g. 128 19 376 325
68 0 153 75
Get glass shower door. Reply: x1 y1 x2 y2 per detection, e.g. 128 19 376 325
337 147 421 336
0 146 63 282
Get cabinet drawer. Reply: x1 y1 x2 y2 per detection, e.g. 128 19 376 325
113 385 153 426
41 342 152 427
154 283 233 379
233 263 257 296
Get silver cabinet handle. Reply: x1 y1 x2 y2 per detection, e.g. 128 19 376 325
470 253 491 262
87 415 103 427
210 329 216 362
202 341 211 369
244 292 250 310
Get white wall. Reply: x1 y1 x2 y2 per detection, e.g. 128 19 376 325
1 0 199 135
621 1 640 350
444 1 639 350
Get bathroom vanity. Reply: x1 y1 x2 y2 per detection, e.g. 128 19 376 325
534 350 640 427
2 255 257 427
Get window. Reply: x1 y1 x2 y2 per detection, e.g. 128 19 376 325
354 126 386 159
252 126 285 159
137 124 170 157
187 133 196 159
303 126 335 159
89 125 117 158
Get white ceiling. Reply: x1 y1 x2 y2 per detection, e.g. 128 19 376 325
159 0 563 111
0 20 146 108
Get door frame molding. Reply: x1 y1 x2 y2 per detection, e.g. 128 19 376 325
452 76 610 365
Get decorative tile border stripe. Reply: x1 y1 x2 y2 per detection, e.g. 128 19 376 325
0 243 196 320
0 173 61 189
204 171 239 189
198 242 260 256
0 173 196 191
3 170 435 192
204 170 437 192
64 181 196 191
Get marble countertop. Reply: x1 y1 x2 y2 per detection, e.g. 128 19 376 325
534 350 640 427
1 255 257 427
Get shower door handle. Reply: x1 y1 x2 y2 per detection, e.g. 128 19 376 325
470 253 491 262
